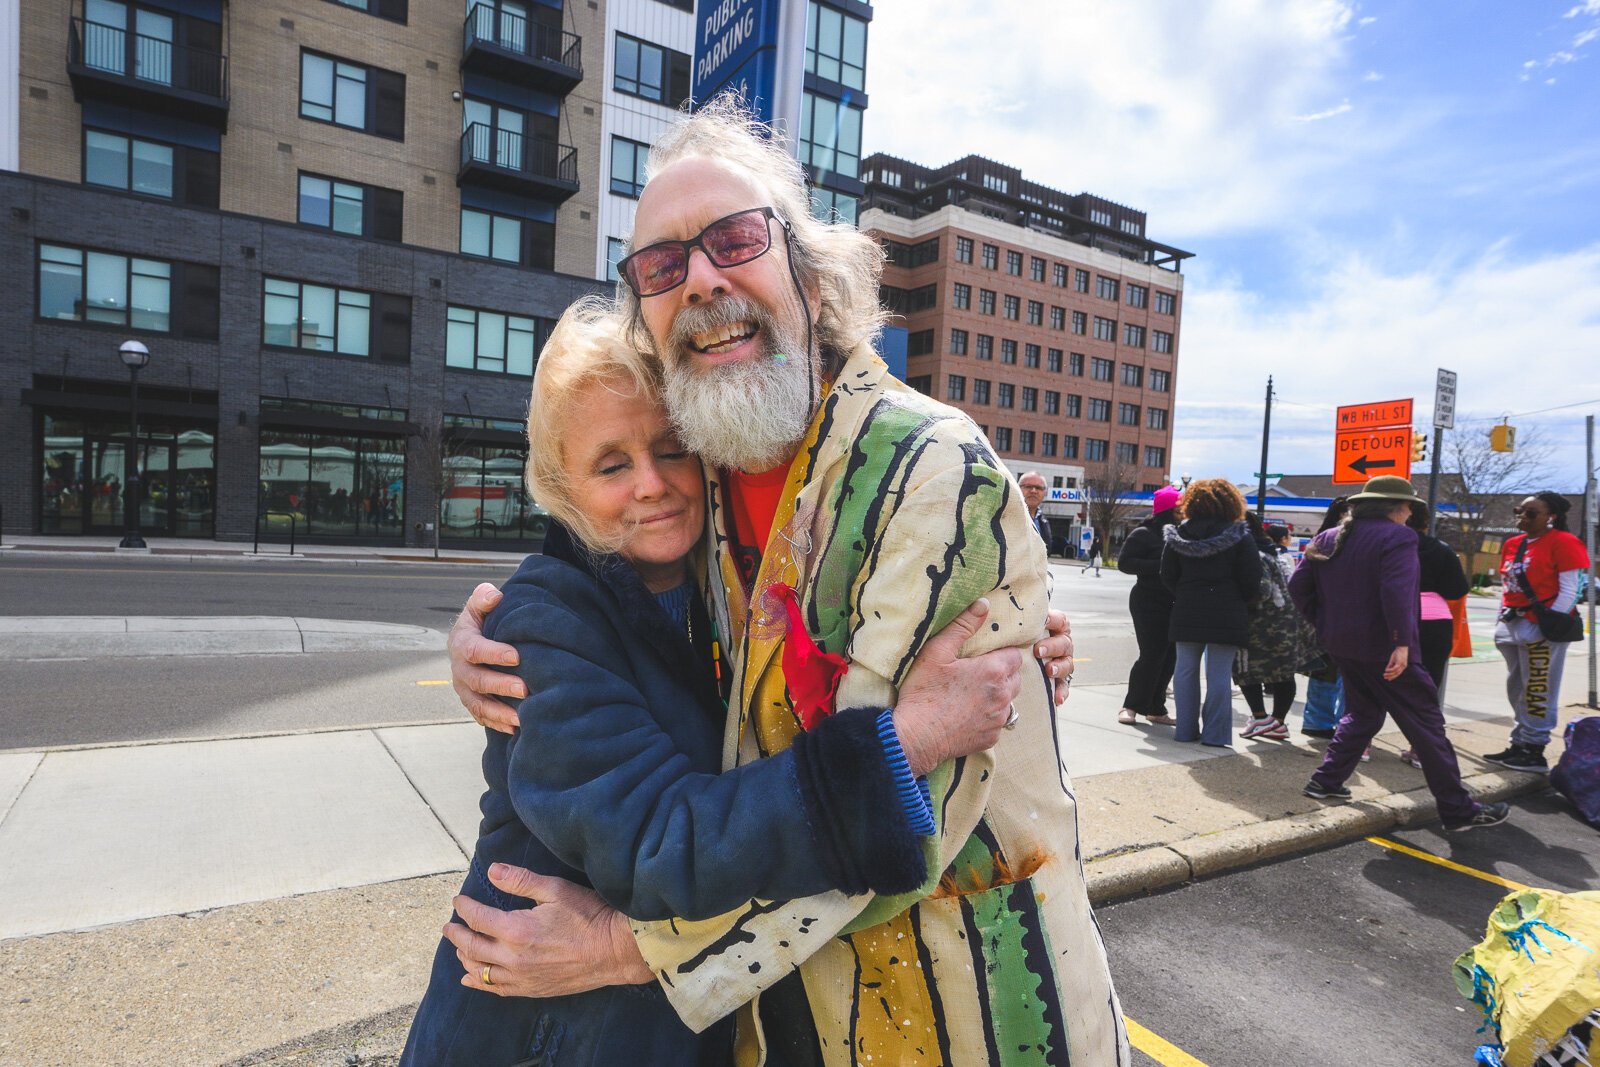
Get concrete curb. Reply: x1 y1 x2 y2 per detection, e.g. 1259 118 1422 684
1084 770 1552 905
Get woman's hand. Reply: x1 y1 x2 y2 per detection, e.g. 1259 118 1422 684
1383 645 1409 681
444 863 653 998
893 599 1024 776
1036 609 1074 704
449 583 526 734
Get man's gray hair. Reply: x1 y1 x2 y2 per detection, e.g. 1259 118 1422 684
619 93 888 366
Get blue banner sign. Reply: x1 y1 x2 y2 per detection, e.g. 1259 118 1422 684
693 0 781 123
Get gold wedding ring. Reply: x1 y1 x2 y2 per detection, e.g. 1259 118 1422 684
481 963 494 986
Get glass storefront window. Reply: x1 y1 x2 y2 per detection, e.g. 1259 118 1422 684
257 427 406 539
38 413 214 536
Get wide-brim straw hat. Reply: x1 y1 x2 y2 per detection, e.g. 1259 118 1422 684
1347 475 1426 505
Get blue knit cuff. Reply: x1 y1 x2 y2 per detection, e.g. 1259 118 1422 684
876 709 937 836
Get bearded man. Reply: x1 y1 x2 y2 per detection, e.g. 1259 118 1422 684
443 97 1127 1066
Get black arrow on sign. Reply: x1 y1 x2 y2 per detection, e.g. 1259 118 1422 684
1347 455 1396 476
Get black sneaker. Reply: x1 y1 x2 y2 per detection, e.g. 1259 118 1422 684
1445 801 1511 832
1486 745 1548 773
1301 728 1337 739
1303 780 1353 801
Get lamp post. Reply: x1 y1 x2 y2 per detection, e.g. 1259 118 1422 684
118 340 150 550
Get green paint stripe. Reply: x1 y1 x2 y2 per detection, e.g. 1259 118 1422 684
969 882 1060 1065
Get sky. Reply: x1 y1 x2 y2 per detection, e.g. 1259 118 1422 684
863 0 1600 492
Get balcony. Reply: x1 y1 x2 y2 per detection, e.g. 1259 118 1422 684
67 17 229 129
461 8 582 94
458 123 579 201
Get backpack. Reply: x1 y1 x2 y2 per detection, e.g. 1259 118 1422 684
1551 715 1600 829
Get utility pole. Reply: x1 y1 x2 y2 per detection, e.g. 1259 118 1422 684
1256 376 1273 520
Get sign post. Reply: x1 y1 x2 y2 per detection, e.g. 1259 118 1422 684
1426 369 1456 534
1332 398 1414 485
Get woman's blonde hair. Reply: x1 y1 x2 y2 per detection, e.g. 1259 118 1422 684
525 296 661 553
1178 478 1247 523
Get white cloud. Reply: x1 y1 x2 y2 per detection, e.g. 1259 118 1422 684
1362 70 1384 81
1358 15 1377 25
1294 100 1353 121
1564 0 1600 17
1575 27 1600 46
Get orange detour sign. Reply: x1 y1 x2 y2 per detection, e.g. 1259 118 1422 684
1334 426 1413 484
1335 398 1414 432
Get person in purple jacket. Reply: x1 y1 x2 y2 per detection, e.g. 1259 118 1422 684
1288 476 1509 831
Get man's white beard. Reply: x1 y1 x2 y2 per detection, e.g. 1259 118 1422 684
662 318 815 473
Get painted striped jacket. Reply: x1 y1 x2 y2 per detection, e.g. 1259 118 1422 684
632 344 1130 1067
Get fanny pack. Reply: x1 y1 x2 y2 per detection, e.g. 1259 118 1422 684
1510 539 1584 643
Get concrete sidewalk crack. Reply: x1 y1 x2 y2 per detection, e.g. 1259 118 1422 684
372 729 469 863
0 751 46 829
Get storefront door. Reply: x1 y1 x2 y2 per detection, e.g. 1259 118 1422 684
83 435 169 535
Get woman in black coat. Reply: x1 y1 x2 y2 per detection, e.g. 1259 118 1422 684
1397 504 1470 767
1116 485 1182 725
1159 479 1261 746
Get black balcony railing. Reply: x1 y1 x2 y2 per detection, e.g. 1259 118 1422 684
69 17 228 101
460 123 578 191
464 6 582 69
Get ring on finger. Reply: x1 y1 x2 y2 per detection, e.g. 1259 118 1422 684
482 963 494 986
1004 704 1020 730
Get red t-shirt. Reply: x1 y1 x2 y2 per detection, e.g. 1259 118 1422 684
1500 529 1590 613
723 461 792 587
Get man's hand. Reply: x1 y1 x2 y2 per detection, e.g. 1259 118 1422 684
449 583 526 734
1383 645 1409 681
1036 608 1074 704
445 864 653 998
894 599 1024 776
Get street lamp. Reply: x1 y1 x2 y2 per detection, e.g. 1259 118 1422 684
118 340 150 550
1181 472 1192 491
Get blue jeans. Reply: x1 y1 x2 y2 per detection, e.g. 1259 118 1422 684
1303 674 1344 732
1173 642 1239 746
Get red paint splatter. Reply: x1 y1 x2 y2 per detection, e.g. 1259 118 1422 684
769 582 848 731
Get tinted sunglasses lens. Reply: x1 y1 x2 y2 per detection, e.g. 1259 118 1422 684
703 211 772 266
624 245 686 296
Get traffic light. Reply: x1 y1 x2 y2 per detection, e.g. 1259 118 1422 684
1410 431 1427 464
1489 423 1517 452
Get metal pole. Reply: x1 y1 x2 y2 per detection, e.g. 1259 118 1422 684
1256 376 1272 520
1426 426 1443 536
1587 414 1596 708
119 365 147 549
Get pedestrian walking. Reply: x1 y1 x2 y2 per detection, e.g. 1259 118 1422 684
1019 471 1053 551
1083 531 1105 576
1486 492 1592 774
1398 504 1470 769
1116 485 1180 726
1299 497 1349 738
1160 479 1261 747
1289 476 1508 831
1237 513 1315 742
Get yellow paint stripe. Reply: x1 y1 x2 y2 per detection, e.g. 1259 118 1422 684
1125 1016 1211 1067
415 680 450 686
1366 837 1530 892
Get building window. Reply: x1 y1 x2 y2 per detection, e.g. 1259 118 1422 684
1150 369 1171 392
446 305 542 376
606 237 625 283
1074 268 1090 292
882 284 937 315
1152 330 1173 354
981 243 999 270
953 282 971 310
1000 339 1017 364
263 277 408 360
955 236 973 263
299 173 402 241
1050 306 1065 331
1155 290 1176 315
1124 323 1146 348
38 243 171 333
1041 432 1057 457
300 51 404 139
1145 445 1167 468
1116 441 1138 464
979 289 996 315
1066 394 1082 418
1022 386 1038 412
950 328 969 355
1119 402 1141 426
799 92 863 178
610 136 649 198
975 334 993 360
1044 390 1060 415
460 208 553 269
1093 316 1116 342
1047 348 1063 373
1091 356 1114 381
1088 398 1111 422
993 426 1011 451
907 375 932 396
1062 435 1079 459
1126 283 1148 309
1072 310 1087 335
1018 429 1035 455
998 383 1014 408
947 374 966 401
1147 407 1168 430
1027 299 1043 326
805 0 867 90
907 329 935 356
257 424 405 538
1053 263 1067 287
82 129 172 199
1005 250 1022 275
1024 343 1040 368
1003 294 1020 321
1085 438 1108 461
1069 352 1085 376
810 187 858 224
614 33 690 107
983 173 1008 193
972 379 991 404
1121 363 1144 387
1096 275 1119 301
1090 207 1113 226
1031 256 1046 282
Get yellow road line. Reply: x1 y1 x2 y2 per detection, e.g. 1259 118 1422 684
1125 1016 1210 1066
1366 837 1530 892
415 680 450 686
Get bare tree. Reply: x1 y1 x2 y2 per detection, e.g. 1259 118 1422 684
409 422 468 560
1082 453 1142 550
1432 423 1552 583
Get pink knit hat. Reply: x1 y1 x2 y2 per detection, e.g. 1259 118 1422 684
1152 485 1181 514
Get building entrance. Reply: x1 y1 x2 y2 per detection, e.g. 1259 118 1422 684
40 414 215 537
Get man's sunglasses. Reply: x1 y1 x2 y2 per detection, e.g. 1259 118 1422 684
618 206 787 298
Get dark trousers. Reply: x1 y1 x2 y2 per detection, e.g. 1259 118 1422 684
1312 656 1477 825
1419 617 1453 692
1122 589 1176 716
1240 678 1297 720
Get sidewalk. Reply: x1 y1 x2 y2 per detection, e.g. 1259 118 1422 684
0 533 530 567
0 620 1592 1065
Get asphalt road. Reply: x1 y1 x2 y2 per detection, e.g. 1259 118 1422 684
1100 790 1600 1067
